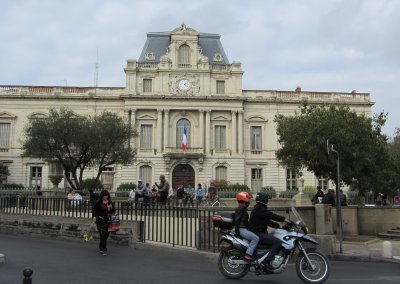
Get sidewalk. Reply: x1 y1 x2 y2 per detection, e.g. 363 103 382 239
330 238 400 263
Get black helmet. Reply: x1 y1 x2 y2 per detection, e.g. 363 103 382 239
256 192 269 206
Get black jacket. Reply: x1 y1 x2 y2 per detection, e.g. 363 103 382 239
92 201 116 224
248 203 285 235
234 205 249 235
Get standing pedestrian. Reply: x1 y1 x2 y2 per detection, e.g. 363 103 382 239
92 190 115 256
155 175 169 205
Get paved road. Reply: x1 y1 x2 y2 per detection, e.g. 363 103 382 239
0 234 399 284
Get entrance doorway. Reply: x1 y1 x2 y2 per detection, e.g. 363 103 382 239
172 164 195 190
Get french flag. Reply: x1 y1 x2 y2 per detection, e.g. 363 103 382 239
182 126 187 151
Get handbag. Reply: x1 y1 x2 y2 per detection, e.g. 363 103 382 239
107 211 121 232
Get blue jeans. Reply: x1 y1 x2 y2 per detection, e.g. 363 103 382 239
239 228 259 257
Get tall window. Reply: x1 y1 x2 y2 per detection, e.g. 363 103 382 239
30 166 42 187
139 165 152 185
176 119 191 148
143 79 152 93
0 165 8 185
216 80 225 94
286 169 297 190
0 123 11 150
140 125 153 149
250 126 262 152
178 44 191 68
251 168 263 192
214 125 226 149
101 167 114 190
317 176 329 190
215 166 227 181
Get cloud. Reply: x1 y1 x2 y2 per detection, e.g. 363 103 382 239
0 0 399 135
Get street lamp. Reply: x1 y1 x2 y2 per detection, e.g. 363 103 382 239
327 140 343 253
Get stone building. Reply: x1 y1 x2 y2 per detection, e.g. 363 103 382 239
0 25 372 192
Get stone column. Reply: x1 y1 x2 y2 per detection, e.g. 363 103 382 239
205 110 211 154
163 109 169 151
231 110 237 154
157 109 163 153
238 110 244 154
199 110 204 151
131 109 136 149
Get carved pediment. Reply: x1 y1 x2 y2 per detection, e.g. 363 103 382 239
246 115 268 122
137 114 157 120
0 111 17 119
211 115 230 121
28 112 48 119
171 24 199 36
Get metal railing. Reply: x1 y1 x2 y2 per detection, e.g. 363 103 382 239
0 196 231 252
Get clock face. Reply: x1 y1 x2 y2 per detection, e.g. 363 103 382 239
178 79 191 91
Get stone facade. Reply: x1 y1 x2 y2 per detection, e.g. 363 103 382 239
0 25 373 192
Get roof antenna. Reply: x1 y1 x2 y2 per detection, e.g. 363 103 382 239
94 49 99 94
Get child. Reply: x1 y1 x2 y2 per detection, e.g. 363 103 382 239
234 192 259 261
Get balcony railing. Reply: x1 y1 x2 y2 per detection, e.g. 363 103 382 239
138 62 159 69
178 63 192 69
210 64 230 71
164 147 203 154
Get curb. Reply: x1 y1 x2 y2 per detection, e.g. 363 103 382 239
134 242 219 264
328 253 400 264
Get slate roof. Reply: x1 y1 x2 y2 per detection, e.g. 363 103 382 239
138 30 230 64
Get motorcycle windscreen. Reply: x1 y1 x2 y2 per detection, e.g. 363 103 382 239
291 205 305 224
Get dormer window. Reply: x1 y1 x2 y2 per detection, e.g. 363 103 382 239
145 52 155 61
178 44 191 69
213 53 223 62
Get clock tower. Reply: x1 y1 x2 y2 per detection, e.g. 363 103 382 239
124 24 243 97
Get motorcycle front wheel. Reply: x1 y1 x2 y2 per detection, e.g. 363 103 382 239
296 249 330 284
218 247 249 279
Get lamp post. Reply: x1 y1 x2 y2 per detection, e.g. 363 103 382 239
327 140 343 253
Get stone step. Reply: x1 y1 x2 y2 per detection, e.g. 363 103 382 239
378 232 400 240
386 229 400 234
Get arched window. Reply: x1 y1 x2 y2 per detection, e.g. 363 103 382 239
178 44 191 68
176 119 191 148
215 166 227 181
139 165 152 185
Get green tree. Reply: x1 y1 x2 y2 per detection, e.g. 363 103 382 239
386 128 400 194
22 108 137 191
274 103 391 195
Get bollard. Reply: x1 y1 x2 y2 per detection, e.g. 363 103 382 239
23 267 33 284
0 253 5 264
382 240 393 259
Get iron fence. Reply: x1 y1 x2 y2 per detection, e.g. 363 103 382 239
0 196 230 252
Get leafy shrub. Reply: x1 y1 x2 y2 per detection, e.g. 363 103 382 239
117 182 136 191
216 183 250 198
260 186 277 198
279 189 299 199
213 179 229 190
0 183 25 189
82 178 104 191
303 185 316 199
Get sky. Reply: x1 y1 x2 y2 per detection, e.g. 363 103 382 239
0 0 399 136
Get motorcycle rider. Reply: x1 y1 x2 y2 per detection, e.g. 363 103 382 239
234 192 259 261
248 192 290 267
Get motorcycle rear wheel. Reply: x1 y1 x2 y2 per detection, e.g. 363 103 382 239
218 247 249 279
296 249 330 284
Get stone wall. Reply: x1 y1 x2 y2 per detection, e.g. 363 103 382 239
0 214 141 247
331 206 400 236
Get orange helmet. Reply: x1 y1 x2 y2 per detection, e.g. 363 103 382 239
236 192 252 203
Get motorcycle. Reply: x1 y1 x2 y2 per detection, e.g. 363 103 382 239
212 206 330 284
